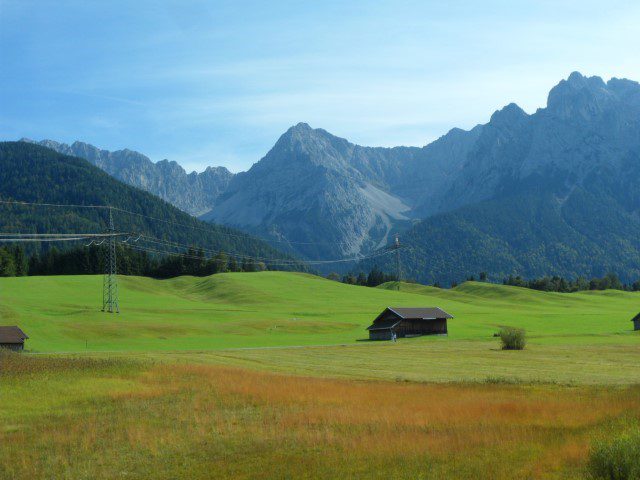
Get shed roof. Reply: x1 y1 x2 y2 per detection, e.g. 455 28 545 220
366 319 402 331
632 312 640 322
366 307 453 331
0 326 29 344
386 307 453 320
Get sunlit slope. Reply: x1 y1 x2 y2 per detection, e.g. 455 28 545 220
0 273 637 352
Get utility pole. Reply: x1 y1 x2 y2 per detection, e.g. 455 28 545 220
394 234 401 291
102 208 119 313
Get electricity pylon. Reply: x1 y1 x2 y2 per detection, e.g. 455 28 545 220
102 208 119 313
394 234 402 291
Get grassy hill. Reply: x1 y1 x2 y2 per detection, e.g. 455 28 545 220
1 272 638 354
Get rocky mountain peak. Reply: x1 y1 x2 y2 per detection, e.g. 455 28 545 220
156 159 187 174
489 103 528 126
204 165 232 175
546 72 613 120
606 77 640 107
260 123 353 173
278 122 334 145
290 122 313 132
274 122 317 146
22 138 234 217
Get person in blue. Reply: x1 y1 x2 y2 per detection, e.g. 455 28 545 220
391 331 397 342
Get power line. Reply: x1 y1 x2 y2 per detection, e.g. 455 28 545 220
112 208 354 245
0 228 391 265
0 200 110 210
0 200 401 314
0 237 101 242
0 232 124 237
134 234 378 264
125 240 394 266
0 200 401 265
0 232 125 242
0 199 354 246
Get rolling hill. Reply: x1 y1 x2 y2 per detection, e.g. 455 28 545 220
1 271 637 353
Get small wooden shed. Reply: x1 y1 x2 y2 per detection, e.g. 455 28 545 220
632 313 640 331
0 326 29 351
366 307 453 340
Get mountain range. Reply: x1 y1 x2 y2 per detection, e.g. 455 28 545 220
20 138 234 217
22 72 640 283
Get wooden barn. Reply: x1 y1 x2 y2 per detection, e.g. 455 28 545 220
366 307 453 340
0 326 29 351
632 313 640 331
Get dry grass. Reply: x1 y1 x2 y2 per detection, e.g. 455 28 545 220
2 354 640 479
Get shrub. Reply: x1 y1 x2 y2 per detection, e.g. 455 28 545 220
499 326 526 350
588 430 640 479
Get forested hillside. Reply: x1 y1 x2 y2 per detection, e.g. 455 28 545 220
364 184 640 285
0 142 302 271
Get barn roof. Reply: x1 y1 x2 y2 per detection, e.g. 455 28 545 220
366 319 401 331
387 307 453 320
366 307 453 331
632 312 640 322
0 326 29 344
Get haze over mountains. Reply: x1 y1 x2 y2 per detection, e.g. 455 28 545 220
24 72 640 282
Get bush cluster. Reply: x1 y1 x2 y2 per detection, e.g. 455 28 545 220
499 327 526 350
588 429 640 479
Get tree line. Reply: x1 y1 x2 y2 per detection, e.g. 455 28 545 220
4 243 640 293
448 271 640 292
328 267 640 292
0 245 269 278
502 272 640 292
325 266 398 287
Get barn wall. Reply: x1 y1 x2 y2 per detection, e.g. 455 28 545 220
396 319 447 337
634 320 640 331
369 330 392 341
0 343 24 351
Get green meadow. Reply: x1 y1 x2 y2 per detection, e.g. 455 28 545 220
1 271 638 354
1 271 639 384
2 272 640 479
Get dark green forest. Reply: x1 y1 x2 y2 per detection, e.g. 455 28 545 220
0 244 269 278
2 243 638 293
0 142 304 271
502 272 640 292
365 172 640 285
0 244 392 283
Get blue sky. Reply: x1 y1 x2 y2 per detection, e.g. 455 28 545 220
1 0 639 172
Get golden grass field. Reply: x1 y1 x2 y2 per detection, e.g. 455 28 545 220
2 352 640 479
